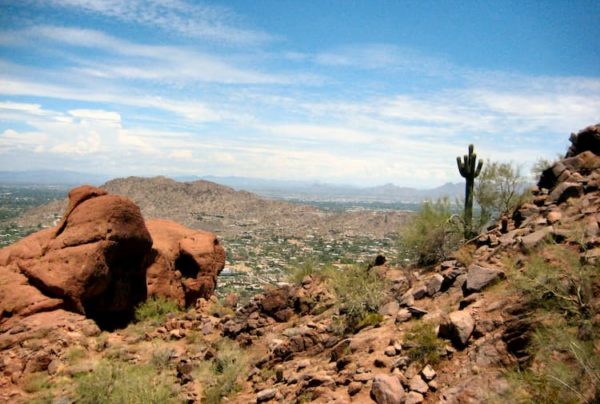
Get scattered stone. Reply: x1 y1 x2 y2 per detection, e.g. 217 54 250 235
348 381 363 396
409 375 429 394
406 391 425 404
407 306 428 318
547 210 562 224
384 346 397 357
412 285 428 300
520 227 552 251
379 301 400 317
549 182 584 204
256 388 277 403
374 358 388 368
421 365 436 381
439 311 475 348
426 274 444 296
463 264 505 295
396 309 412 323
371 374 406 404
428 380 439 392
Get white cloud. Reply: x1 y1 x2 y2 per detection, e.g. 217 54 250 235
12 25 286 85
41 0 273 44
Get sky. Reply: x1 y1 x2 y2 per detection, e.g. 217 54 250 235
0 0 599 188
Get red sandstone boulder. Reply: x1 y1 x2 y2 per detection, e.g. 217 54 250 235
145 219 225 307
0 185 152 329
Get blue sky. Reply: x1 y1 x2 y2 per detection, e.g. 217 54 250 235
0 0 598 187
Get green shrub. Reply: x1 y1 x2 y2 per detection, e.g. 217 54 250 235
399 198 463 266
499 245 600 403
76 360 179 404
404 321 445 365
151 347 175 371
135 296 180 324
330 265 388 334
22 372 50 394
194 340 248 404
508 245 596 322
286 259 335 284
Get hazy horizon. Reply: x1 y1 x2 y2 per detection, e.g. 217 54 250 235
0 1 599 187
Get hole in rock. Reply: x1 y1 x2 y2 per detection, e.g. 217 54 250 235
175 253 200 279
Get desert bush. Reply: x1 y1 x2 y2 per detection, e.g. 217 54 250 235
22 372 50 394
508 244 596 322
76 360 179 404
207 299 235 318
453 244 476 267
398 198 463 266
151 346 175 371
500 245 600 402
135 296 180 324
194 340 248 404
475 161 528 229
286 259 335 284
329 265 388 334
404 321 445 365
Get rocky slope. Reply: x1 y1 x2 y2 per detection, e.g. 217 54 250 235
10 176 411 239
0 124 598 403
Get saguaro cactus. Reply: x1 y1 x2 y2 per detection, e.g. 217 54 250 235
457 144 483 238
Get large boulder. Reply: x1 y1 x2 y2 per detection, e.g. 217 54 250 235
0 185 153 329
371 374 406 404
145 219 225 307
565 123 600 157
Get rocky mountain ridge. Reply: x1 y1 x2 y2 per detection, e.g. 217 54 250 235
10 176 411 239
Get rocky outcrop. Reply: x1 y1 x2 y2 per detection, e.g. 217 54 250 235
0 185 226 331
566 123 600 157
145 219 225 307
0 186 152 329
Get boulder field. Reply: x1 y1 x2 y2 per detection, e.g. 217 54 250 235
0 185 225 330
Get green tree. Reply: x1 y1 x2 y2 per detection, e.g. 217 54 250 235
475 160 527 229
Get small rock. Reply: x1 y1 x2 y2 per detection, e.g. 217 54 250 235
439 311 475 348
426 274 444 296
82 322 101 337
371 374 406 404
396 309 412 323
169 329 185 340
379 301 400 317
412 285 428 300
47 359 61 376
393 342 403 353
407 306 428 318
374 358 388 368
421 365 436 381
520 227 552 251
256 388 277 403
408 375 429 394
384 346 397 357
354 372 373 383
546 210 562 224
406 391 424 404
428 379 439 391
348 381 362 396
463 264 505 295
549 181 584 204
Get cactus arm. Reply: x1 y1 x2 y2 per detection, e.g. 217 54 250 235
475 160 483 177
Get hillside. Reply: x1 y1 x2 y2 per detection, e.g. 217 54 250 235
10 176 410 239
1 124 598 404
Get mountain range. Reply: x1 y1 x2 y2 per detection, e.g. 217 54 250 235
0 171 462 203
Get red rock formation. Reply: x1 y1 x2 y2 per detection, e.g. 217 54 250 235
145 219 225 307
0 185 153 329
